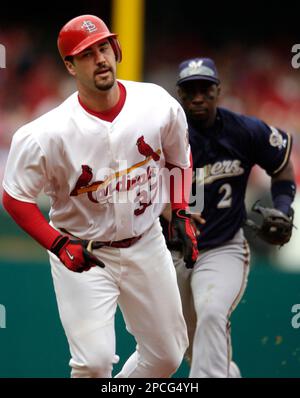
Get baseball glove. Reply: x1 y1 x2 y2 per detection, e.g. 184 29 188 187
245 201 295 246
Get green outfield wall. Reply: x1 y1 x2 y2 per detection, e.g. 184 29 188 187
1 211 300 378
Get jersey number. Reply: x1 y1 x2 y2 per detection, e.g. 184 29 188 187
217 183 232 209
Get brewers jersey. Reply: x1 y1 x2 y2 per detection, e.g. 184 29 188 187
190 107 292 250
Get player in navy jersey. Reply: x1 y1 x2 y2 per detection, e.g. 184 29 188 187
162 57 296 378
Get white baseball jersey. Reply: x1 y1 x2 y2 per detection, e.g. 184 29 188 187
3 80 190 241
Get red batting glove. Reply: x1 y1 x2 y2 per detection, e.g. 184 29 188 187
50 236 105 273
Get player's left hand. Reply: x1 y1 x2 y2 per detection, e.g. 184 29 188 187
245 202 295 246
169 209 199 268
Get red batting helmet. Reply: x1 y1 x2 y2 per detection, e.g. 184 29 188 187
57 15 122 62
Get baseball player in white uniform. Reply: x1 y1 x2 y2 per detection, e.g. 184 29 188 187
2 15 199 378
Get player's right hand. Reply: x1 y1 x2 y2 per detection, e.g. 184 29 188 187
50 235 105 272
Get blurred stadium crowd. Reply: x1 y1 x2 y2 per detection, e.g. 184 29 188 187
0 26 299 269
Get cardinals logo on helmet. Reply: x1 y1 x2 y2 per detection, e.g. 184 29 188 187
81 20 97 33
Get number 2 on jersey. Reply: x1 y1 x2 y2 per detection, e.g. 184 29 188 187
217 183 232 208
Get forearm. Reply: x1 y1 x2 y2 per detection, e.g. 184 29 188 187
271 160 296 215
2 190 61 250
161 204 172 222
166 153 193 211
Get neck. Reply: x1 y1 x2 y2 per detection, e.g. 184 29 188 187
78 82 120 113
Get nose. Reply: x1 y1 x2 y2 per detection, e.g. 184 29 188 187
191 91 206 103
94 49 106 65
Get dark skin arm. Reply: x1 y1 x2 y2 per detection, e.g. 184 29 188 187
271 159 295 183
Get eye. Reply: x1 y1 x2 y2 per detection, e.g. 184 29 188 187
100 43 109 52
78 50 93 59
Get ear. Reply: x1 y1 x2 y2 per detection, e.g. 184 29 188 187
216 84 221 97
64 60 76 77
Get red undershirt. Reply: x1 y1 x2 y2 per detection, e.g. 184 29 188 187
78 81 126 122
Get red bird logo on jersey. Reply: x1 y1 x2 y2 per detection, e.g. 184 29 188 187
136 136 160 161
70 165 93 196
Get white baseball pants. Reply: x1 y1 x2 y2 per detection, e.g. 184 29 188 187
173 228 250 378
49 219 188 378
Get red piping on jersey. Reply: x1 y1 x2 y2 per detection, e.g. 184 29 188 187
2 191 61 250
78 81 126 122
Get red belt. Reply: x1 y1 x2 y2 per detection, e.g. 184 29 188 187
59 228 142 249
